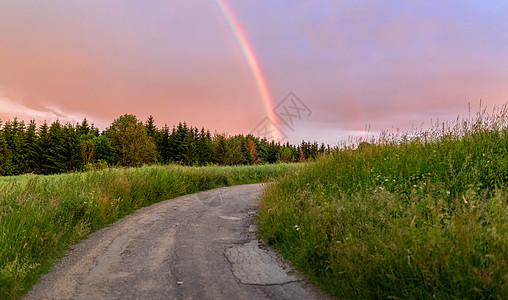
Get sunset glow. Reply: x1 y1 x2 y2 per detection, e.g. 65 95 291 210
0 1 507 145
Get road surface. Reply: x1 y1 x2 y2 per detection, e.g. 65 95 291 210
22 183 331 300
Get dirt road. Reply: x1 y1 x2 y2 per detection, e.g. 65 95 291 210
22 183 330 300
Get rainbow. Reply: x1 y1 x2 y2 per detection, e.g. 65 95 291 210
215 0 281 141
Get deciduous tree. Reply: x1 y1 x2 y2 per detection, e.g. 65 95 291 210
107 114 157 166
245 135 260 164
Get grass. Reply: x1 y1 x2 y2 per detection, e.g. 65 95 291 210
257 108 508 299
0 163 298 299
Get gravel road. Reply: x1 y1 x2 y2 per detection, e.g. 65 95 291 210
22 183 331 300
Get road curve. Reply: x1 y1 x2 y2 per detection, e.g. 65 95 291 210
22 183 331 300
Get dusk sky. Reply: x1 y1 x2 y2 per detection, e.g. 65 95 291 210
1 1 507 145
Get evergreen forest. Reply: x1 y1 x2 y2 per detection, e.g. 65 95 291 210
0 114 330 176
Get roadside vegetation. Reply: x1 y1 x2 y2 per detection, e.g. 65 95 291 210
258 108 508 298
0 163 298 299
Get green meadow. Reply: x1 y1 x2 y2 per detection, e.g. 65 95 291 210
258 110 508 298
0 163 298 299
3 109 508 299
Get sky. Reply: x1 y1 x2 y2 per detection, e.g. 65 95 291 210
1 0 507 145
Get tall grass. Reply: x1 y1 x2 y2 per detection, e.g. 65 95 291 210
258 108 508 298
0 163 297 299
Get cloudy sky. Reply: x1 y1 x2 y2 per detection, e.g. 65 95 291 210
1 1 507 145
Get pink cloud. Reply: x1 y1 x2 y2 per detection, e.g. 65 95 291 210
0 0 507 144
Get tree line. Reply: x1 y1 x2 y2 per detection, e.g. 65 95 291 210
0 114 331 176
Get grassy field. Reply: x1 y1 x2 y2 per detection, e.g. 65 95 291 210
0 163 298 299
258 111 508 298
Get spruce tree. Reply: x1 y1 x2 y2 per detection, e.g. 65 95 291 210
158 125 171 163
265 141 279 164
257 138 269 164
89 124 100 137
183 127 198 165
228 135 246 165
2 118 26 174
93 135 115 165
169 123 189 163
197 128 213 165
214 134 229 165
24 120 39 173
146 116 169 162
44 120 66 174
76 118 91 137
145 116 157 140
37 121 50 174
61 123 84 171
0 121 13 175
301 141 310 160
